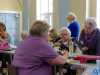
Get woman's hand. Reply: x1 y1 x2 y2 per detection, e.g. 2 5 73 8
63 50 68 58
81 47 88 51
50 50 68 65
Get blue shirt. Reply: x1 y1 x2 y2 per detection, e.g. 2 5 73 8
68 21 80 40
13 36 58 75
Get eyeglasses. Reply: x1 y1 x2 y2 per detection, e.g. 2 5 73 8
61 33 68 36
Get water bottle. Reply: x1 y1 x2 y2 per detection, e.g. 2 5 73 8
91 60 100 75
96 60 100 68
91 68 100 75
68 41 74 57
75 46 82 56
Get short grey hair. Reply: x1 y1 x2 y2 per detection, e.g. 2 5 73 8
85 17 97 28
66 12 77 20
29 20 50 36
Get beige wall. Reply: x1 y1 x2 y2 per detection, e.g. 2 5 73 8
69 0 86 29
22 0 36 31
89 0 97 17
0 0 22 11
29 0 36 26
53 0 60 30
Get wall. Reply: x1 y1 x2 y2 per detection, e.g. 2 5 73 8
22 0 30 31
0 0 22 11
29 0 36 26
22 0 36 31
69 0 86 29
59 0 69 27
53 0 70 30
89 0 97 17
53 0 60 30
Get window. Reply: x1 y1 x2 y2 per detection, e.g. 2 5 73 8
36 0 53 26
0 10 21 45
97 0 100 28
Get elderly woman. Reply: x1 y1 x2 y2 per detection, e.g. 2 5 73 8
79 17 100 56
13 20 68 75
58 27 77 75
66 12 80 41
57 27 74 53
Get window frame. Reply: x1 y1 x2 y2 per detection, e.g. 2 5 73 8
0 10 22 45
36 0 53 26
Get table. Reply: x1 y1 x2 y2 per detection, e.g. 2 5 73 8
53 58 97 75
0 49 15 75
71 55 100 64
0 49 15 53
0 49 15 64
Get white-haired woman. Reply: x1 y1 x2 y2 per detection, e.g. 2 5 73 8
66 12 80 41
57 27 74 54
79 17 100 57
58 27 77 75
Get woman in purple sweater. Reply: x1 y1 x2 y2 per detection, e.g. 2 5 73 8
79 17 100 56
13 20 68 75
